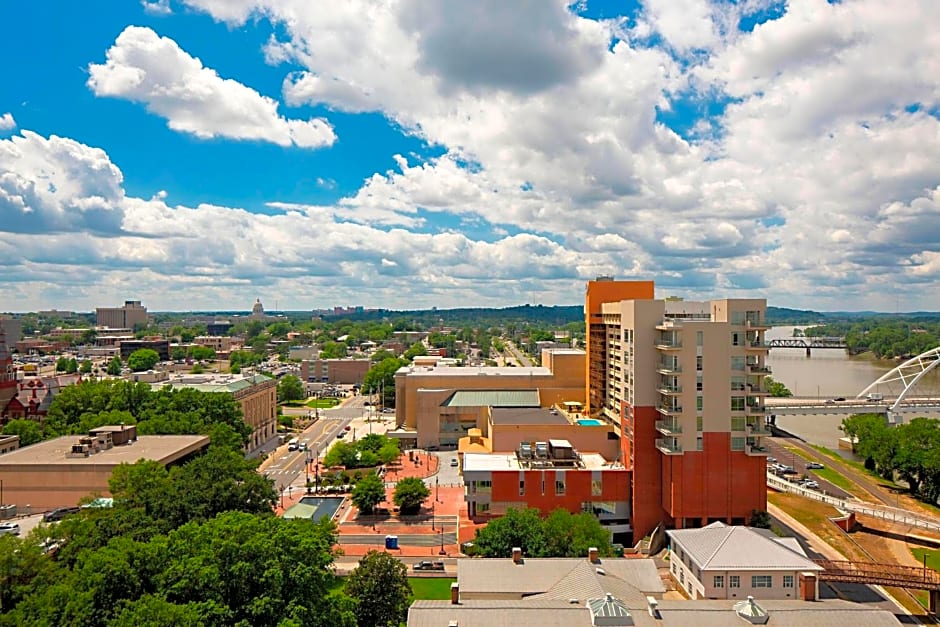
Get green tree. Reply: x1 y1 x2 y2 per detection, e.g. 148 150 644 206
350 473 385 515
278 374 305 403
79 359 92 374
1 419 43 446
473 507 546 558
392 477 430 515
188 345 216 361
344 550 411 627
370 349 396 363
763 376 792 397
362 357 406 406
749 510 772 529
127 349 160 372
541 509 612 558
403 342 427 361
320 341 347 359
80 328 97 345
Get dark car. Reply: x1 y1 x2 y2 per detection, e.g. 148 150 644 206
413 561 445 571
43 507 80 523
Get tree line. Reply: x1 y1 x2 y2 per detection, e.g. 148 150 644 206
807 319 940 359
842 414 940 504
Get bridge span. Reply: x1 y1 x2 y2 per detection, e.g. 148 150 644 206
765 397 940 418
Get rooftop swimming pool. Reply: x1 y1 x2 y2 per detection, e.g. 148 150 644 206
577 419 604 426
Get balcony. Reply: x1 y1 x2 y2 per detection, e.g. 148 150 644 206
656 340 682 350
746 363 772 375
746 404 766 416
656 320 682 331
746 422 772 436
745 437 770 456
658 385 682 395
745 341 769 352
655 438 683 455
657 403 683 416
655 419 683 436
746 383 768 396
657 363 681 375
746 319 770 331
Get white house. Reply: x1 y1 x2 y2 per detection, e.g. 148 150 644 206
666 522 823 601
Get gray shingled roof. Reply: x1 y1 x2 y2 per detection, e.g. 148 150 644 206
407 599 901 627
666 522 823 572
442 389 540 408
457 557 664 598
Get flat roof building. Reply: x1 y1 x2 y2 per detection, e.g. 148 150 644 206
0 431 208 511
96 300 148 330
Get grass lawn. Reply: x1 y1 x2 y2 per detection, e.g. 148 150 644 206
767 492 869 562
408 577 456 602
911 548 940 573
307 398 341 409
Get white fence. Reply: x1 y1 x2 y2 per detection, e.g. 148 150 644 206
766 472 940 533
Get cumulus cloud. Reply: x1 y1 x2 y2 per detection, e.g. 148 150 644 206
141 0 172 16
6 0 940 311
0 112 15 131
88 26 336 148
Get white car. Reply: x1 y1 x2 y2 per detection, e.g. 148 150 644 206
0 522 20 536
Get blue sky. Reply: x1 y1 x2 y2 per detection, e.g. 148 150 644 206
1 0 939 312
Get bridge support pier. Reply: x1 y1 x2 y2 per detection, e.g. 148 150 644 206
930 589 940 614
805 346 811 357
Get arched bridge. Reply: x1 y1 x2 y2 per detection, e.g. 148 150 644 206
858 346 940 420
766 337 847 349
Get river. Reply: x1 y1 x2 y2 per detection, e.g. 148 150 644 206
764 326 940 449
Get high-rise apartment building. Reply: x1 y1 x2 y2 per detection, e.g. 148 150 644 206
585 279 769 540
96 300 148 330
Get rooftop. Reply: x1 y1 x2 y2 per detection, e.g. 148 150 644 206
398 365 553 378
490 407 569 425
0 435 209 467
443 390 540 408
407 598 899 627
666 522 823 572
462 451 617 472
158 373 272 394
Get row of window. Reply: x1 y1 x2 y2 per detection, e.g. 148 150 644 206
474 478 604 497
714 574 793 588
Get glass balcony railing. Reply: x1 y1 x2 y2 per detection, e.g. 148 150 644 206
655 438 683 455
655 419 683 435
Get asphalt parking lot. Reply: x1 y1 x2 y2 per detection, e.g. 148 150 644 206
764 437 852 499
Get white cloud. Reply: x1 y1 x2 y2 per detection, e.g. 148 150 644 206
0 112 15 131
141 0 172 16
6 1 940 311
87 26 336 148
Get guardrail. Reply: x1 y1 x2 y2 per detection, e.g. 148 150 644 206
767 473 940 533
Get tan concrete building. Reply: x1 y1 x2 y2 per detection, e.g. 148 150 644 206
158 373 277 452
0 429 208 510
96 300 149 330
194 335 233 353
393 348 585 449
301 358 371 385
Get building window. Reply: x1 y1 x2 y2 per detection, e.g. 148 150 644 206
714 575 724 588
731 437 746 451
783 575 794 588
477 480 492 493
696 436 703 451
731 356 745 371
731 397 745 411
672 562 677 574
680 570 684 584
591 480 602 496
477 502 490 513
696 355 703 371
696 331 703 346
556 479 566 495
696 416 703 432
697 374 703 391
730 576 740 588
752 575 772 588
519 480 525 496
697 396 703 411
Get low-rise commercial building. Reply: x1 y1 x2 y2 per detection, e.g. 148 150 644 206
393 348 585 449
301 358 370 385
119 339 170 361
0 428 208 510
158 373 277 452
666 522 823 601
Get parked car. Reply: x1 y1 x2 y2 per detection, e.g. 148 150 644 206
43 507 80 523
834 397 846 402
413 560 446 571
0 522 20 536
767 457 778 464
803 481 820 490
336 432 346 438
450 458 459 467
780 466 798 475
806 462 825 470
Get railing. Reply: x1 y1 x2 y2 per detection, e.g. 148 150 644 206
656 340 682 349
657 403 682 415
746 422 771 435
766 473 940 533
657 363 681 374
813 559 940 591
747 364 772 374
658 385 682 394
745 444 770 456
655 420 683 435
655 438 683 454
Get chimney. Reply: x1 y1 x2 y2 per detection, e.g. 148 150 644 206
512 547 522 564
451 582 459 605
647 596 661 619
589 547 599 563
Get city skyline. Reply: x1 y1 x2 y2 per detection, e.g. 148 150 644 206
2 1 939 312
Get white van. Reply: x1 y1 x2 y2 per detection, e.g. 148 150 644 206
866 393 884 402
287 437 300 451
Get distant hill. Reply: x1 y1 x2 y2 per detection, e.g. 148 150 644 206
766 306 827 324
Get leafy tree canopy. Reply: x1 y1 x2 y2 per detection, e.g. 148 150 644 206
350 473 385 515
392 477 430 515
127 349 160 372
344 550 411 627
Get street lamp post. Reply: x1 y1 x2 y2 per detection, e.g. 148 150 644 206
436 477 440 503
439 525 446 556
431 500 435 531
